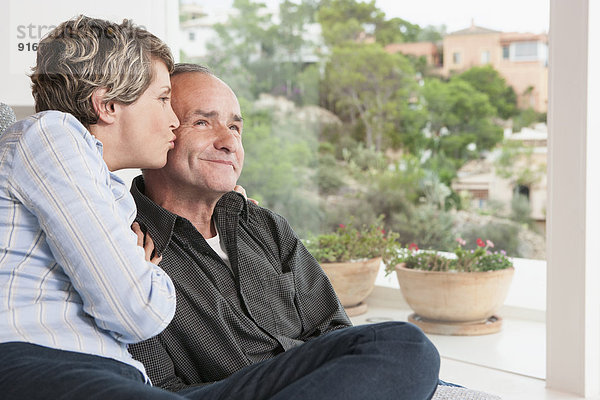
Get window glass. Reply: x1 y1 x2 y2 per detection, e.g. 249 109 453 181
453 52 461 64
513 41 539 60
481 50 490 64
179 0 548 260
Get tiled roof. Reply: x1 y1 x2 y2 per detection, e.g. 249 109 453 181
447 25 501 36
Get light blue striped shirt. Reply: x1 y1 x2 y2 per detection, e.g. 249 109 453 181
0 111 176 380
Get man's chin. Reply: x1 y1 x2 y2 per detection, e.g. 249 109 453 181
209 186 237 196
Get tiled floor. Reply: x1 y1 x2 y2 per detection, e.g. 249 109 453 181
350 300 598 400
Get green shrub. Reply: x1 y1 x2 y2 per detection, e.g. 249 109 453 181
510 194 532 225
317 154 346 195
391 205 456 251
384 237 512 274
304 217 399 263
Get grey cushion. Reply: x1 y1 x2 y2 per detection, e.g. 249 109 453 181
0 103 17 134
432 385 502 400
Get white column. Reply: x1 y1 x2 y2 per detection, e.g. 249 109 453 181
547 0 600 396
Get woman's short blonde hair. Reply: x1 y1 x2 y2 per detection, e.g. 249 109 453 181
31 15 174 126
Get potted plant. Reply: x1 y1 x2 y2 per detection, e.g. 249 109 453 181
385 238 514 335
304 218 398 316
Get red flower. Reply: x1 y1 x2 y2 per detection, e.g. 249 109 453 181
408 243 419 251
338 224 346 229
381 229 386 234
476 238 485 247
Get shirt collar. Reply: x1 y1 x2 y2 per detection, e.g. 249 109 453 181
215 191 250 223
130 175 178 256
130 176 250 254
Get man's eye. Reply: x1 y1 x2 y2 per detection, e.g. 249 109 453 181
160 97 170 103
229 125 240 132
195 120 208 126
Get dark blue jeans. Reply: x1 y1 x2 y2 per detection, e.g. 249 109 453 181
0 322 440 400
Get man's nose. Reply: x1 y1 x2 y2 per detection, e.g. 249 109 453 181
214 125 238 152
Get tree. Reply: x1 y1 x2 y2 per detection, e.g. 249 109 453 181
375 17 421 46
494 140 546 188
454 65 517 119
318 0 428 47
512 107 545 132
324 44 419 151
271 0 320 101
321 154 425 234
318 0 383 46
205 0 319 101
422 77 503 160
237 97 332 237
416 25 446 42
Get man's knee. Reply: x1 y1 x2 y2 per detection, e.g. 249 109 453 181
313 322 440 369
359 322 439 365
361 321 429 342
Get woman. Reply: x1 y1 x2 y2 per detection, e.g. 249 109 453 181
0 15 184 399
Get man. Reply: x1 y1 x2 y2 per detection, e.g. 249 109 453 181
128 63 441 399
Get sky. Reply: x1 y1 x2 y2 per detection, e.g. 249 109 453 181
183 0 550 34
375 0 549 34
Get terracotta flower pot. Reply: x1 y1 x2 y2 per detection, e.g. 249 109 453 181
321 257 382 315
395 263 514 326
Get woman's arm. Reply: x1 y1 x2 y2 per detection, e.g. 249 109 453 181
10 113 176 343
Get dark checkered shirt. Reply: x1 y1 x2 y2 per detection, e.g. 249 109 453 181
128 176 351 391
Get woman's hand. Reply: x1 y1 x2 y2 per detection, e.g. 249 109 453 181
132 222 162 265
234 185 259 205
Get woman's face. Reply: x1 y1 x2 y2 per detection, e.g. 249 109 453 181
116 60 179 170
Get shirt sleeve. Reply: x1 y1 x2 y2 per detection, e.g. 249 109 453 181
129 337 213 391
129 338 186 391
9 113 176 343
272 213 353 338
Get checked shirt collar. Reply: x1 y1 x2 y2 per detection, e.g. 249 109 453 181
130 175 249 256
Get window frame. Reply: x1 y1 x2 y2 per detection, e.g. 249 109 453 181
546 0 600 396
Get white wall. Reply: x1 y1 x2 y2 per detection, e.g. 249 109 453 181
1 0 180 107
547 0 600 396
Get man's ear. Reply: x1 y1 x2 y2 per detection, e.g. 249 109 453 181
91 88 116 124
